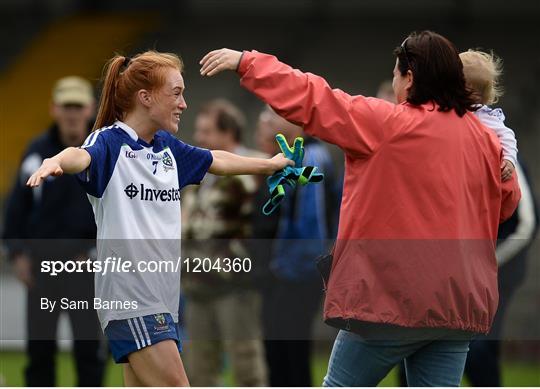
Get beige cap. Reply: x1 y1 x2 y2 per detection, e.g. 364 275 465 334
52 76 94 106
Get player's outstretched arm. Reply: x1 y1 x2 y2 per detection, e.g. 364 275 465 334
26 147 91 187
208 150 293 176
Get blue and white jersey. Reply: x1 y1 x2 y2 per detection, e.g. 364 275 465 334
77 121 213 330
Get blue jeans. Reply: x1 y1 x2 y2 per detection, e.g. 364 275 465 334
323 328 471 387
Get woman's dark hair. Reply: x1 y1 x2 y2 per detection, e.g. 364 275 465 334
393 31 477 117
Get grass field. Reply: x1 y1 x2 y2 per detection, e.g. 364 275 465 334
0 351 538 386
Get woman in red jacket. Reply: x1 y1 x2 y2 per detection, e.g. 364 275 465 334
200 31 521 386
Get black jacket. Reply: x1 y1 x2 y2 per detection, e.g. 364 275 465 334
2 124 96 260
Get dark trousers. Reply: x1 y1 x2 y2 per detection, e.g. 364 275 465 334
262 276 323 387
25 270 106 386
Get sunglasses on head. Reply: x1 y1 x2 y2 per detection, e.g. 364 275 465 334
400 37 411 70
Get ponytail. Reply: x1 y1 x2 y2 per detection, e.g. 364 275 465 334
92 56 127 131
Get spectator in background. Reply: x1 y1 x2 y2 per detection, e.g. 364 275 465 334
376 79 396 103
2 76 106 386
254 106 340 387
182 99 268 386
464 157 538 386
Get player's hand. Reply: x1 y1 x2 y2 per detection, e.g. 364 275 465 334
26 158 63 187
268 153 294 174
200 49 243 77
501 159 515 182
13 254 34 288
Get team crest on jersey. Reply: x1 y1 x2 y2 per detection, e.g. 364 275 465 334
154 313 166 325
153 313 170 334
162 151 175 172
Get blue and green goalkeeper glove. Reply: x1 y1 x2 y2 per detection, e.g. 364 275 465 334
262 134 324 215
276 133 305 168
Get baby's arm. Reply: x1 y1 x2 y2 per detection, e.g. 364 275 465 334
475 107 518 181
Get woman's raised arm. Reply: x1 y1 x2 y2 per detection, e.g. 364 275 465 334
200 48 389 158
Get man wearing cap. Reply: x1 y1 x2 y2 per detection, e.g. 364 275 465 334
2 76 106 386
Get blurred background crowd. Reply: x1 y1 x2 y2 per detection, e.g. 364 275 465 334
0 0 538 386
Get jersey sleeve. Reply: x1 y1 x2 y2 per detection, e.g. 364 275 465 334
76 129 119 198
166 135 213 189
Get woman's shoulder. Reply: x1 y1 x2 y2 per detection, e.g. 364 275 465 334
155 130 186 148
80 124 129 153
156 131 206 152
91 123 124 140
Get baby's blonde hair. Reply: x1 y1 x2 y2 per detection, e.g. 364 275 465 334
459 49 503 105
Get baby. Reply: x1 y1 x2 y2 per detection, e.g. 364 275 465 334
460 49 518 181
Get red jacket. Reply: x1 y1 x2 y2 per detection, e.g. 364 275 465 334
238 51 521 333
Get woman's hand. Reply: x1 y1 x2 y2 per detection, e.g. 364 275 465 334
200 49 243 77
268 153 294 175
26 158 63 187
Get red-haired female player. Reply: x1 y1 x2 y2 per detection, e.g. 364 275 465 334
27 51 292 386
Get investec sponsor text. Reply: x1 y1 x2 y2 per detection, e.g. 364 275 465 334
124 182 181 202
